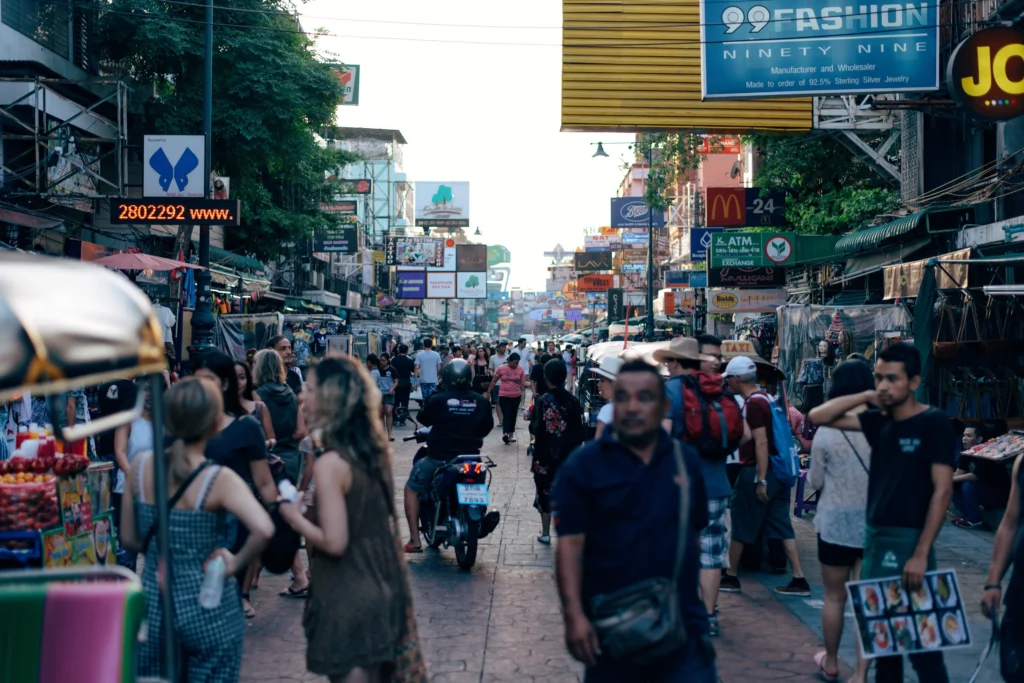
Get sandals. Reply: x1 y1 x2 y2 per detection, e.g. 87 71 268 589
241 593 255 618
404 542 423 553
279 586 309 599
814 651 840 682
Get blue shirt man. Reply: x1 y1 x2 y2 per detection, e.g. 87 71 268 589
553 360 716 683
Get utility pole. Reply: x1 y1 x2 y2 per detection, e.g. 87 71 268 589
443 298 449 336
645 141 655 342
189 0 215 353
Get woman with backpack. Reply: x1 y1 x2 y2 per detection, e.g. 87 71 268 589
529 359 584 545
808 359 874 683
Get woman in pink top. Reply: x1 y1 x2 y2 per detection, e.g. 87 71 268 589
487 352 527 444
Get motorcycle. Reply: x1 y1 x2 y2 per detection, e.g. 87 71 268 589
404 427 500 570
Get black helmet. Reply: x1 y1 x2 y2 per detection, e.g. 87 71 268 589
442 358 472 388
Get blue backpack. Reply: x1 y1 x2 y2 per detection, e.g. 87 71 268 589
746 393 800 486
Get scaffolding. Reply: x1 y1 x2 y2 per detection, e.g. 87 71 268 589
0 77 128 201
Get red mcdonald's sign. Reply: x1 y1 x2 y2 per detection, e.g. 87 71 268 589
706 188 745 227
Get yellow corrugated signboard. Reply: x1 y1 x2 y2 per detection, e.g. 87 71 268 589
561 0 812 132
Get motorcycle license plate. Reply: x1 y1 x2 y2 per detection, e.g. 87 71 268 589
456 484 489 506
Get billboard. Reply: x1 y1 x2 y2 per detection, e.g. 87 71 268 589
706 188 789 227
396 271 427 298
574 251 613 271
620 231 648 246
415 181 470 228
665 270 691 287
708 267 787 288
143 135 205 198
707 288 788 313
313 226 358 253
456 244 487 271
456 272 487 299
385 237 444 267
328 64 360 105
690 227 723 261
699 0 940 99
577 274 616 293
949 28 1024 121
335 179 372 195
426 272 456 298
710 232 796 268
611 197 666 229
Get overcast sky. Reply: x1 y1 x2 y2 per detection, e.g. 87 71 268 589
301 0 635 291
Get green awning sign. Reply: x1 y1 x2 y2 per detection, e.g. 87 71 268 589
710 232 795 268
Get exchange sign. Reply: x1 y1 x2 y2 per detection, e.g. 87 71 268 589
948 28 1024 121
710 232 797 268
700 0 940 99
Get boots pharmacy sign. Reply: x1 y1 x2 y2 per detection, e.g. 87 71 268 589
710 232 797 268
948 28 1024 120
610 197 666 229
699 0 940 99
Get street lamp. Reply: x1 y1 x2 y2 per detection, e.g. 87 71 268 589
591 138 657 340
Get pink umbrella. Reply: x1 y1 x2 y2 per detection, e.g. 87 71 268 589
89 253 206 272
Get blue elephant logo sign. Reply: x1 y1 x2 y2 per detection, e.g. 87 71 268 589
149 146 199 192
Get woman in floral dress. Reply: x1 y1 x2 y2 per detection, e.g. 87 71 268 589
528 358 584 545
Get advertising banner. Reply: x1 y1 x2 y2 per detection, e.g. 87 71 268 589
143 135 205 198
707 288 788 313
396 271 427 299
335 179 372 195
457 272 487 299
700 0 940 99
386 236 444 267
328 64 360 105
949 28 1024 121
426 272 456 298
622 248 648 263
487 244 511 265
708 266 787 288
321 200 358 215
621 263 648 273
574 251 613 271
698 137 743 154
706 188 789 227
710 232 796 268
847 571 971 659
456 244 487 271
415 181 470 227
610 197 666 229
578 274 616 293
620 231 648 246
690 271 708 288
665 270 691 287
690 227 723 261
883 249 970 299
585 233 620 246
313 226 359 253
550 265 575 280
607 288 625 321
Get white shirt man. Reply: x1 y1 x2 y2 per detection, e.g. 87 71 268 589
513 341 533 369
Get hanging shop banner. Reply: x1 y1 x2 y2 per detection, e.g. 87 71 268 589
708 266 787 288
847 570 971 659
698 136 743 154
948 28 1024 121
882 249 971 300
610 197 666 229
396 271 427 299
143 135 205 198
415 181 470 228
328 64 360 105
620 231 648 245
313 226 358 254
707 288 788 313
456 272 487 299
575 251 613 271
607 288 625 321
385 236 444 267
710 232 796 268
426 272 456 298
622 248 648 263
456 244 487 271
578 274 616 293
690 227 723 261
706 188 789 227
665 270 691 287
699 0 940 99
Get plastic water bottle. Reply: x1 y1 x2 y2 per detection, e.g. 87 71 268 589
198 557 225 609
278 479 299 504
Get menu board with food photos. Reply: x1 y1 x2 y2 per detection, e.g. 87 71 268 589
847 570 971 658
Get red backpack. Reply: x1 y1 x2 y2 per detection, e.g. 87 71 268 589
678 372 745 460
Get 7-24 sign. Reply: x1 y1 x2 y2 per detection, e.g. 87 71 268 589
705 187 790 227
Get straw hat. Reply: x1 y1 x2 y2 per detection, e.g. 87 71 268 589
591 356 624 381
652 337 716 363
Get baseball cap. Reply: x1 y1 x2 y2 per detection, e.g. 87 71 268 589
723 356 757 378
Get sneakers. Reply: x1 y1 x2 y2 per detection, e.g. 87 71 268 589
775 577 812 596
952 518 982 529
502 434 510 445
719 574 741 593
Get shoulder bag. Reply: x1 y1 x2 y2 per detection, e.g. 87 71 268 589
587 442 690 665
840 431 870 476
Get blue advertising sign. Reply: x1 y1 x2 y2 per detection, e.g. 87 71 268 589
621 232 648 245
665 270 691 287
690 271 708 288
700 0 940 98
396 271 427 298
611 197 666 229
690 227 723 261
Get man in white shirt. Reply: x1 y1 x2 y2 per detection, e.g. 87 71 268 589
513 338 533 370
414 338 443 403
489 341 510 428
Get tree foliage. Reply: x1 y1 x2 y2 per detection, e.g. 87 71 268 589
98 0 358 260
746 133 900 235
638 133 710 212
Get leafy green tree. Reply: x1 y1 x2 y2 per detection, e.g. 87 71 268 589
746 133 900 235
98 0 358 260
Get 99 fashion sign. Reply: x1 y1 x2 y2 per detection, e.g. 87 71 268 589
948 28 1024 121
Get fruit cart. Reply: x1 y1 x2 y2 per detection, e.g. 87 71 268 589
0 252 176 682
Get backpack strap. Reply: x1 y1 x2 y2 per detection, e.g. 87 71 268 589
670 441 690 584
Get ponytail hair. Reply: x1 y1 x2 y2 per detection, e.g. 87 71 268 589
164 377 222 483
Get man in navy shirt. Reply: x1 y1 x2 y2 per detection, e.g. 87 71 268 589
553 360 716 682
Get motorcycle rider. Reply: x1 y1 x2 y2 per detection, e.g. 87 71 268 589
403 359 495 553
